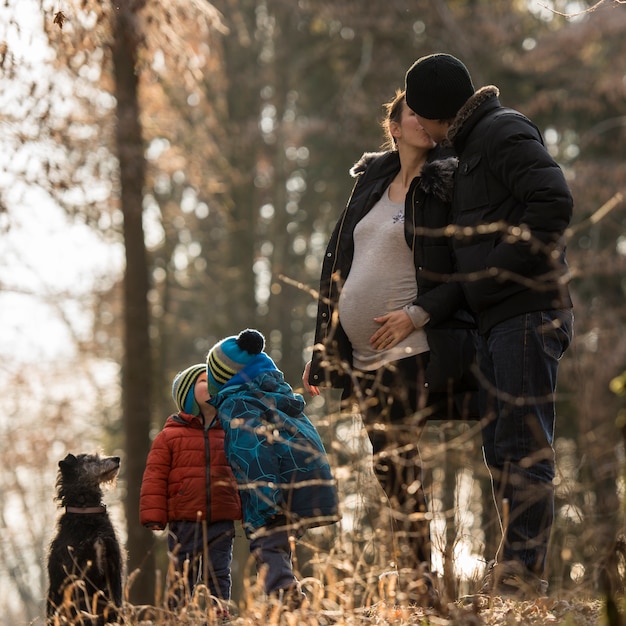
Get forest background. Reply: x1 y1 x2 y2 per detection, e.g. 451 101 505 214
1 0 626 624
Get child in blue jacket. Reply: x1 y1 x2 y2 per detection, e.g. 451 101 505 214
206 329 339 607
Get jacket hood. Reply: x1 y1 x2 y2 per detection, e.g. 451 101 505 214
447 85 500 145
349 150 399 179
214 370 305 418
351 149 457 203
220 352 278 391
166 412 204 428
419 156 458 203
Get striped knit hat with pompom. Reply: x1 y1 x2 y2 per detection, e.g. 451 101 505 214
206 329 265 396
171 364 206 416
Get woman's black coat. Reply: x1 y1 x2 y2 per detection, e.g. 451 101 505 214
308 146 474 392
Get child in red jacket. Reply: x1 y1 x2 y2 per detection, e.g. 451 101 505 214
139 364 242 609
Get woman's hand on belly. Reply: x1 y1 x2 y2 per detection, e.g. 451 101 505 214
370 310 415 351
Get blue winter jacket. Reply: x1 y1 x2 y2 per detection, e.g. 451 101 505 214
210 353 340 537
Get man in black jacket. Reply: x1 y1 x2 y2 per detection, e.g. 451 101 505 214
405 53 574 599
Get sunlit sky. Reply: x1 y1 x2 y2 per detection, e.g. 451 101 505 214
0 3 124 364
0 190 122 362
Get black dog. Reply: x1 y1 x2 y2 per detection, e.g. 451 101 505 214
47 453 123 625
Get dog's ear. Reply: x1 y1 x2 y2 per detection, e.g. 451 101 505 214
59 454 77 470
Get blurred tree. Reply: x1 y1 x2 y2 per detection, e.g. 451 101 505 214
111 2 156 604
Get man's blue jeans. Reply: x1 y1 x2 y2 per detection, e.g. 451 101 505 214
476 309 573 576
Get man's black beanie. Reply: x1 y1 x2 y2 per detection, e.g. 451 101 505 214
405 53 475 120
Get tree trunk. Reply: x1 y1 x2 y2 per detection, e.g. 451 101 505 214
112 1 155 605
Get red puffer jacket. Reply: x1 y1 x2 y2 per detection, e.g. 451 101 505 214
139 413 241 529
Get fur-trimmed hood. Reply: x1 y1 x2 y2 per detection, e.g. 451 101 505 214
349 151 388 177
420 155 458 203
349 150 457 203
446 85 500 145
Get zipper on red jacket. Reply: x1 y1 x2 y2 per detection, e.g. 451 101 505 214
203 426 211 520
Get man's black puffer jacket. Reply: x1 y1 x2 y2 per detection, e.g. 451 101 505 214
448 86 573 334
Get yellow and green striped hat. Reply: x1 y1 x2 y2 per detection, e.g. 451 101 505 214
171 364 205 416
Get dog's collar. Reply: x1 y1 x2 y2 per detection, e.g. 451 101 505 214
65 504 107 514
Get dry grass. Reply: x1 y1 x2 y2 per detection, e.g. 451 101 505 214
46 556 613 626
51 588 609 626
46 514 616 626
